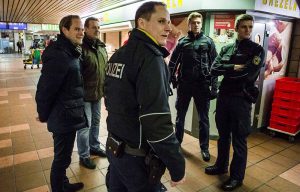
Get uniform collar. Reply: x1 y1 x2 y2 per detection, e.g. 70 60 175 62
188 31 203 39
83 35 105 49
137 28 159 45
130 28 169 58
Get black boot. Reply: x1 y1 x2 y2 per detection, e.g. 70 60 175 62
221 178 242 191
63 182 84 192
205 165 228 175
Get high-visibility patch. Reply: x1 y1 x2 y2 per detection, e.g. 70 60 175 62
253 56 261 65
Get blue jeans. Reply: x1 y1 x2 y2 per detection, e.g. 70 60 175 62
77 100 101 158
106 150 162 192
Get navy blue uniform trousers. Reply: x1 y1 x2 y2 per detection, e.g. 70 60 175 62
215 95 252 181
106 150 163 192
175 81 210 150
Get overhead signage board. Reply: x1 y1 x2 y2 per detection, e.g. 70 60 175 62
255 0 300 18
27 24 42 32
0 22 7 29
41 24 59 31
8 23 27 30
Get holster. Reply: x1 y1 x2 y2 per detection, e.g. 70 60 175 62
145 150 166 184
106 136 125 158
243 86 259 104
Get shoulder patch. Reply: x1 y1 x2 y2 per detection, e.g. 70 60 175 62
253 56 261 65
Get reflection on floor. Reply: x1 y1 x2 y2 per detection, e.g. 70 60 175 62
0 54 300 192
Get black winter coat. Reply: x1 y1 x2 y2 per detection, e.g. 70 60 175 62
105 28 185 182
35 34 87 133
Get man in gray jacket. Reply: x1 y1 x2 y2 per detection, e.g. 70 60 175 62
77 17 108 169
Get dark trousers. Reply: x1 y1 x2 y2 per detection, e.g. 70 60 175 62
51 131 76 192
175 82 210 150
106 150 162 192
215 95 252 181
17 46 22 53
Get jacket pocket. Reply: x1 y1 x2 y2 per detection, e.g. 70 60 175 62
84 81 98 101
62 98 85 125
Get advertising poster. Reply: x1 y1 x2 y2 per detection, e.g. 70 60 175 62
264 20 293 79
212 15 236 44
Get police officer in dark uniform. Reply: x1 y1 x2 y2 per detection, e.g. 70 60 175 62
104 2 185 191
205 14 265 191
169 12 217 162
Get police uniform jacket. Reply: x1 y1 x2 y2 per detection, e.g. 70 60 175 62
105 28 185 182
169 31 217 90
36 34 87 133
211 39 265 95
81 36 108 101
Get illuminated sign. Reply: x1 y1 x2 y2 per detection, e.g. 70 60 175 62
27 24 42 32
161 0 183 8
41 24 59 31
8 23 27 30
255 0 300 18
0 22 7 29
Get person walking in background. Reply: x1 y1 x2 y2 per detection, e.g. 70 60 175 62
104 1 185 191
77 17 108 169
17 40 23 53
168 12 218 162
205 14 265 191
35 15 86 192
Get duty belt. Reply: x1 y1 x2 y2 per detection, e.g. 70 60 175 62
108 132 146 157
125 145 146 157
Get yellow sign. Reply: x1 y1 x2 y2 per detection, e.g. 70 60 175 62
262 0 297 11
161 0 183 9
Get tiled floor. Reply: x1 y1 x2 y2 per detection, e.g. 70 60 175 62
0 54 300 192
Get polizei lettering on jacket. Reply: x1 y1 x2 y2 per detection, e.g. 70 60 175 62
106 62 125 79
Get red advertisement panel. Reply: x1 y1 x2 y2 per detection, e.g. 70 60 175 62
214 15 235 29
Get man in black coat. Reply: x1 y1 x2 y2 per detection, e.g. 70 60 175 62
105 2 185 191
36 15 86 192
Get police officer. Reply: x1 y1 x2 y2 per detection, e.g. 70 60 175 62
205 14 265 191
169 12 217 162
104 2 185 191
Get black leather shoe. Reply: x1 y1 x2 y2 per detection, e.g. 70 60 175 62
221 178 242 191
205 165 228 175
90 149 107 157
80 157 96 169
201 150 210 162
64 182 84 192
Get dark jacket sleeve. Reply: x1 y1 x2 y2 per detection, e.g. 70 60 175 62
168 42 182 77
137 56 185 182
243 46 265 82
208 40 218 90
226 44 265 81
35 50 69 122
211 45 235 77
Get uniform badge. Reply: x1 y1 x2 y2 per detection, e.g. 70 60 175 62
253 56 261 65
